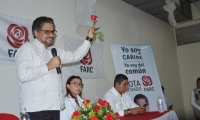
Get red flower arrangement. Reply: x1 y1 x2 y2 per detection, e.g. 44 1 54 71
71 98 120 120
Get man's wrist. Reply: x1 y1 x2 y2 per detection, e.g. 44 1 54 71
128 109 131 115
86 36 93 42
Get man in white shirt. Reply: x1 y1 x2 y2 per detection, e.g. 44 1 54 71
103 74 146 116
190 77 200 120
15 16 94 120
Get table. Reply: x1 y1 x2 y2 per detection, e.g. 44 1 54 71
0 113 19 120
120 110 178 120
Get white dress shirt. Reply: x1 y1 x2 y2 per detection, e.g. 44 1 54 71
103 87 139 116
15 39 90 112
190 90 200 111
60 95 84 120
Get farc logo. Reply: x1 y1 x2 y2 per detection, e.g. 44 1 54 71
7 24 29 48
142 76 153 86
80 49 93 73
80 49 92 65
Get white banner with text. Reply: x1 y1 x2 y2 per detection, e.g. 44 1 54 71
110 44 167 112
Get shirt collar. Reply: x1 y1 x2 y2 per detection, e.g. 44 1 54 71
67 94 82 100
32 38 54 51
32 38 44 48
111 86 122 97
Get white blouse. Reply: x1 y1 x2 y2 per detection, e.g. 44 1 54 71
60 95 84 120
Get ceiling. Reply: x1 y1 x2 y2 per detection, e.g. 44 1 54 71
122 0 200 24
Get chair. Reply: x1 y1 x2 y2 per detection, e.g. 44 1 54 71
0 113 19 120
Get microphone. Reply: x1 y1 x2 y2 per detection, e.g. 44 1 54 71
51 48 61 74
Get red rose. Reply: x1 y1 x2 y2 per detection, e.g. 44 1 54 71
90 117 99 120
115 112 120 119
104 101 110 107
105 113 113 120
91 15 98 21
7 24 29 48
98 99 105 106
94 105 100 112
72 111 80 118
83 99 90 105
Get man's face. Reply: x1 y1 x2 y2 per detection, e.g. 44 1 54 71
34 23 56 48
197 81 200 88
116 79 129 95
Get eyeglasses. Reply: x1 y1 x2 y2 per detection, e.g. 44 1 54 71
40 30 57 35
120 83 129 87
70 83 84 88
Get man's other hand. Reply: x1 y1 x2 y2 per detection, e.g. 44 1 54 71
131 107 146 115
46 56 61 71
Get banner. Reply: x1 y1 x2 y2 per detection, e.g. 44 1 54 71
109 44 167 112
0 12 33 65
62 36 106 79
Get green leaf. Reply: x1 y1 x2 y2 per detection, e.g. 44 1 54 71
95 27 100 31
97 32 104 38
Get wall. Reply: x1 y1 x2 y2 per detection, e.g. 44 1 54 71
173 0 180 5
177 42 200 120
0 0 185 119
176 17 200 120
176 4 200 119
191 2 200 19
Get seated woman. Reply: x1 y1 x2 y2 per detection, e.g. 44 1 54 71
60 76 84 120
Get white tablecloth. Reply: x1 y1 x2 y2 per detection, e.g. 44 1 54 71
153 110 178 120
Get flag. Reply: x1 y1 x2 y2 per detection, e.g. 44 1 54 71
0 12 33 65
62 36 106 79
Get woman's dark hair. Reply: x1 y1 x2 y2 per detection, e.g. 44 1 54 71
65 75 83 98
32 16 55 39
114 74 128 87
134 94 149 106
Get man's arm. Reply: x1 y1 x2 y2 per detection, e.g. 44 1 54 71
190 90 200 111
59 40 91 64
59 26 94 64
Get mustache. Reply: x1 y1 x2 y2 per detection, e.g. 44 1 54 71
47 36 54 39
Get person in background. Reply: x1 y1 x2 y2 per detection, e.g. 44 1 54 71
191 77 200 120
60 76 84 120
15 16 95 120
161 86 173 110
103 74 146 116
134 94 150 112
